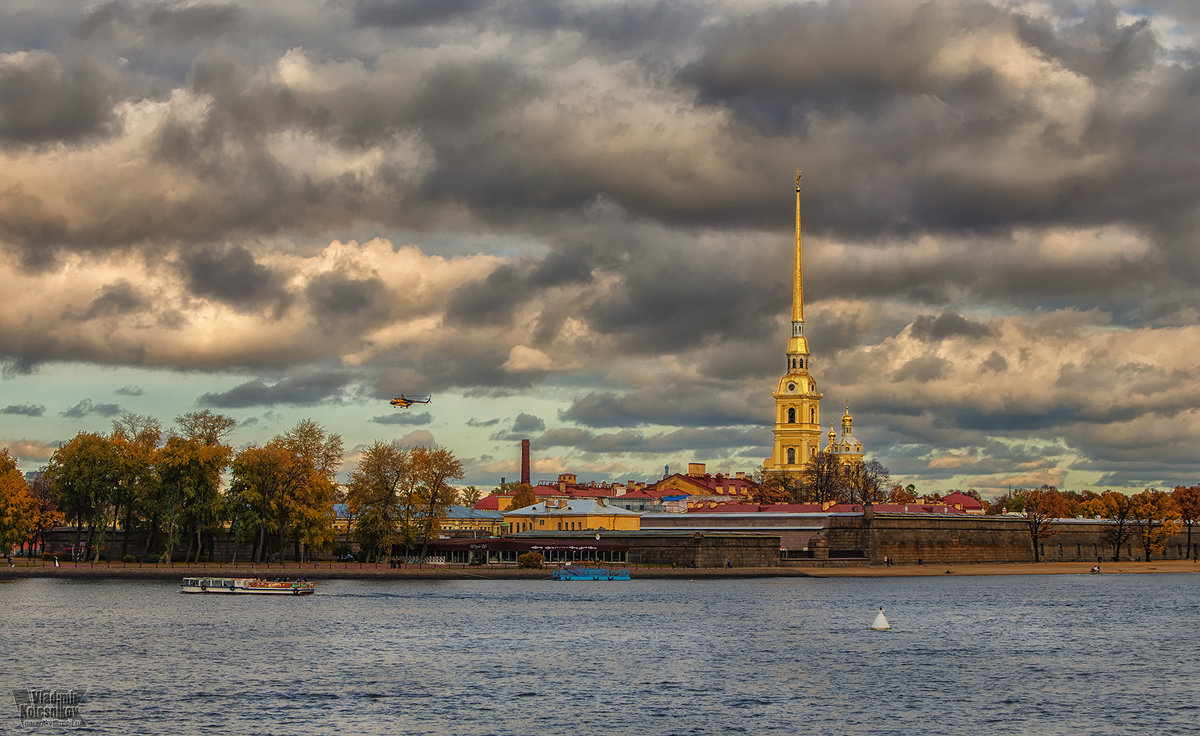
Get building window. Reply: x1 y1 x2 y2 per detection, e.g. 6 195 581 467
787 447 796 464
810 408 816 423
787 407 796 423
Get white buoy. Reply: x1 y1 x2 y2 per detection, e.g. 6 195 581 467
870 606 891 631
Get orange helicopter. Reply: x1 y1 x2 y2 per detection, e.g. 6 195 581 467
389 394 431 408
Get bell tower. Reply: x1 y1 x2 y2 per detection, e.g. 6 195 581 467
764 171 822 474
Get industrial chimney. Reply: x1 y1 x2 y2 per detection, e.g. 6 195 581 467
521 439 531 486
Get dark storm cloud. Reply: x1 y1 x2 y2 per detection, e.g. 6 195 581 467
80 281 147 320
512 412 545 433
370 411 432 426
2 404 45 417
910 312 996 342
489 412 546 441
306 273 388 322
180 245 289 312
559 390 764 429
354 0 486 27
199 371 354 408
535 426 762 455
0 51 124 145
60 399 121 419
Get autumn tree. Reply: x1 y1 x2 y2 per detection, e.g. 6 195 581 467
23 472 63 555
0 448 34 554
1171 485 1200 560
888 484 918 504
276 419 342 562
1130 489 1181 561
507 483 537 511
228 443 293 563
752 470 802 504
1099 491 1137 561
415 445 465 558
346 442 412 562
1008 486 1069 562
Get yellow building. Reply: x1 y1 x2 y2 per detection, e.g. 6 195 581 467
825 404 864 466
503 498 641 534
764 172 824 475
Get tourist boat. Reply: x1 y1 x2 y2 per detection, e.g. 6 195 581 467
180 577 316 595
552 565 631 581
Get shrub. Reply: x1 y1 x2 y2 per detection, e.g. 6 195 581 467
122 555 139 563
517 551 545 569
143 553 161 564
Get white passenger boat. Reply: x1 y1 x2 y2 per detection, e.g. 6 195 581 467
180 577 315 595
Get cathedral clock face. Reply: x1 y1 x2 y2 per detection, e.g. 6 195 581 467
787 382 796 392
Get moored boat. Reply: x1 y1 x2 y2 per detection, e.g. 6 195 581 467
180 577 315 595
552 565 631 581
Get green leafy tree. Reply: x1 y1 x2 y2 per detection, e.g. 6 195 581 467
109 413 162 559
459 485 483 506
1130 489 1181 561
46 432 122 561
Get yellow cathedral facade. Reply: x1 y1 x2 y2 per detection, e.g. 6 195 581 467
764 172 864 475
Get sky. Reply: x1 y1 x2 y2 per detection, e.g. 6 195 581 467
1 0 1199 498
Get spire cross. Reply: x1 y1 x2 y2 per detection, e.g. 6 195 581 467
795 169 802 189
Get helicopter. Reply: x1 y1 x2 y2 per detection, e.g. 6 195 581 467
390 394 431 408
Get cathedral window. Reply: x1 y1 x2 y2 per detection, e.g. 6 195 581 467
787 448 796 464
787 408 796 423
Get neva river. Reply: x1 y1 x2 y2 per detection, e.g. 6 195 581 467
3 573 1198 735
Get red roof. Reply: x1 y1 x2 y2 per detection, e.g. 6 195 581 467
473 495 501 510
942 492 984 510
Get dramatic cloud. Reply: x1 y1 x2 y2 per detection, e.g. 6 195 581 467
0 0 1196 494
2 404 44 417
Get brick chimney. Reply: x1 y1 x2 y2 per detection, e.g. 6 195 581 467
521 439 531 486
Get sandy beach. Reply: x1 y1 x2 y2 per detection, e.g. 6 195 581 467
1 558 1196 580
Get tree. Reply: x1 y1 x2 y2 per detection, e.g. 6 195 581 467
0 449 34 553
1009 486 1069 562
798 451 844 505
1130 489 1181 561
888 484 918 504
459 486 483 506
843 459 890 505
276 419 342 562
507 483 537 511
415 446 465 558
752 469 801 504
1099 491 1137 561
23 472 62 555
1171 485 1200 560
166 411 236 562
346 442 413 562
46 432 122 561
109 413 162 559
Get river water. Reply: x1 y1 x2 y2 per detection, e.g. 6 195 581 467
2 573 1197 735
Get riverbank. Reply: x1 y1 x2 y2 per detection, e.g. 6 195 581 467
1 558 1196 580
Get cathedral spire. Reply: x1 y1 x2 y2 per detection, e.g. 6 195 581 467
793 170 804 325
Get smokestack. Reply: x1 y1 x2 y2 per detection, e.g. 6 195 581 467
521 439 531 486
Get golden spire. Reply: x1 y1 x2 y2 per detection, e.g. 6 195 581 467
793 169 804 324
